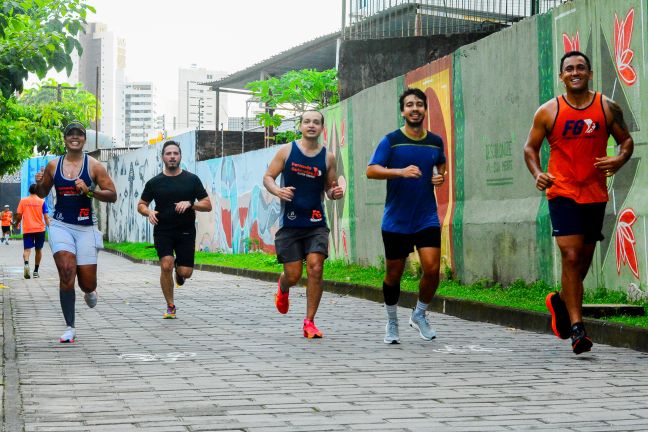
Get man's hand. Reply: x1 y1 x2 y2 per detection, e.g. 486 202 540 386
75 178 90 195
174 201 192 214
431 171 446 187
35 167 45 183
594 155 627 177
400 165 422 179
148 210 159 225
276 186 296 202
327 181 344 200
535 172 556 191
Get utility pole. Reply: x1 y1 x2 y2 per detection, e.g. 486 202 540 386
95 66 100 148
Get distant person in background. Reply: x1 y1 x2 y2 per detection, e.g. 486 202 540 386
524 51 634 355
1 204 13 244
15 184 50 278
138 140 212 319
35 121 117 344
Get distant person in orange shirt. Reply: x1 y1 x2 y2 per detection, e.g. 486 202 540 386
15 184 50 279
524 51 634 355
1 204 13 245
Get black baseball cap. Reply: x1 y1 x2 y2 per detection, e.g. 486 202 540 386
64 121 86 136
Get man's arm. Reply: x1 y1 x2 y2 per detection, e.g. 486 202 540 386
137 199 158 225
191 196 212 212
594 98 634 176
34 160 56 198
44 213 50 227
13 212 22 225
325 152 344 200
263 144 295 201
87 159 117 203
523 104 555 191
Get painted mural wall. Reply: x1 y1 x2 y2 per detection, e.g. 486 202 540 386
103 0 646 293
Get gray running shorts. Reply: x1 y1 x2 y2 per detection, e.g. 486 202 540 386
48 219 103 265
274 226 330 263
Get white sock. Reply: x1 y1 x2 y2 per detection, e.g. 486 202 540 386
385 304 398 321
415 300 428 315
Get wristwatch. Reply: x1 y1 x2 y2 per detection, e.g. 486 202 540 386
86 190 95 198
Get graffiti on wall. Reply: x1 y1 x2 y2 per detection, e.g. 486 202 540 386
405 56 456 273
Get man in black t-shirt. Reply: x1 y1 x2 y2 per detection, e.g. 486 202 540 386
137 140 212 319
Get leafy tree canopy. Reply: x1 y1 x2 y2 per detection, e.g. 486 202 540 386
0 0 95 98
246 68 338 133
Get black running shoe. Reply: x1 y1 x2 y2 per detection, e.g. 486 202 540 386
545 291 571 339
571 323 593 355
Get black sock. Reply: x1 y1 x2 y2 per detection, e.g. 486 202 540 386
59 290 76 327
571 322 585 335
24 260 28 266
34 265 39 272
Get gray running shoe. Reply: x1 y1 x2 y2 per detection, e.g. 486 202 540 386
384 319 400 344
84 291 97 308
409 310 436 341
32 270 39 278
23 264 31 279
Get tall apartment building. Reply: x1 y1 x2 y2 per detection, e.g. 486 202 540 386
124 82 156 148
178 65 228 131
73 22 126 147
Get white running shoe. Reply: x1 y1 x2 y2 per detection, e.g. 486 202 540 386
384 319 400 344
409 310 437 341
60 326 76 343
23 264 31 279
84 291 97 308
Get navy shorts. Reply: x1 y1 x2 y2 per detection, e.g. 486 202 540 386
154 229 196 267
1 226 9 234
23 231 46 249
382 226 441 260
274 226 329 264
548 196 606 244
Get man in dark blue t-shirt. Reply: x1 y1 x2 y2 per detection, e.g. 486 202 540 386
367 88 446 344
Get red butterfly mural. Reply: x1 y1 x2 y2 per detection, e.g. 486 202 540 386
562 31 580 52
614 8 636 86
616 208 639 279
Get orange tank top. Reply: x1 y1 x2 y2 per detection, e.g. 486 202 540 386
1 211 12 226
546 92 609 204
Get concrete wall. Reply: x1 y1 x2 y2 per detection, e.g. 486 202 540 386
338 33 494 100
100 0 647 292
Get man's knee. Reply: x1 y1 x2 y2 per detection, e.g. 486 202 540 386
160 257 175 272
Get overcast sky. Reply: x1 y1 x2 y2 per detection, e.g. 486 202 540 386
47 0 343 119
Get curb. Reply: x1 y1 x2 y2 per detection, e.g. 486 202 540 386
104 249 648 353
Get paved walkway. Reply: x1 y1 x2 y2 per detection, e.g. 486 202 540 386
1 241 648 432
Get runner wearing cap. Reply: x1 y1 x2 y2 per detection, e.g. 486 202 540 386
1 205 12 245
34 121 117 343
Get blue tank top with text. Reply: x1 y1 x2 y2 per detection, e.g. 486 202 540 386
53 154 94 226
280 141 327 228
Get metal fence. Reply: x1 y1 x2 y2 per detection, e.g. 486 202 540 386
342 0 567 39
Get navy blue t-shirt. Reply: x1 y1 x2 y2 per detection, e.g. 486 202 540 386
368 128 446 234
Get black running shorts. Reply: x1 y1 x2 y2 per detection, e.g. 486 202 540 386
154 228 196 267
548 196 606 244
381 226 441 260
274 226 329 264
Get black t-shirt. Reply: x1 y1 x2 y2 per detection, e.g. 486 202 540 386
141 170 208 233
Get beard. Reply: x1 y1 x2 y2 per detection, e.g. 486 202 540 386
405 117 424 128
164 161 180 171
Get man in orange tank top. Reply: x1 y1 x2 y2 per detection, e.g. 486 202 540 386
1 204 13 244
524 51 634 355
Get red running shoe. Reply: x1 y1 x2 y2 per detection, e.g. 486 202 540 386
545 291 571 339
275 280 289 314
303 319 323 339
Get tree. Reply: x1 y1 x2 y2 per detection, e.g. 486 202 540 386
0 79 98 175
0 0 94 98
246 68 338 143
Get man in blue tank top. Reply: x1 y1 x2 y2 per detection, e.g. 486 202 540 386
35 122 117 343
367 88 447 344
263 110 344 339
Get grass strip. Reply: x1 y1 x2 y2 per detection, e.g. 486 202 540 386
105 241 648 329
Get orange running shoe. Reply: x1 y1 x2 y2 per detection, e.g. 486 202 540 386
275 280 289 314
303 319 323 339
545 291 571 339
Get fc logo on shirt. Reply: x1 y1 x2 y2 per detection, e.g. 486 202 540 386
562 119 599 136
310 210 323 222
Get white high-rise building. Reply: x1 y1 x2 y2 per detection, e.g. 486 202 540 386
124 82 156 148
178 65 228 131
73 22 126 147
